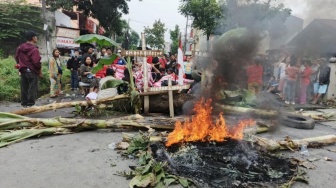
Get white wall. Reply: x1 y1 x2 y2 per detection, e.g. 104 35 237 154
55 11 72 28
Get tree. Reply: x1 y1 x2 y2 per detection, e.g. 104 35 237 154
129 30 140 50
46 0 130 36
179 0 223 41
144 20 167 50
116 29 140 50
216 0 291 36
169 25 180 55
0 0 44 57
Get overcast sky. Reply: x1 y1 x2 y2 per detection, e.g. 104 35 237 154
122 0 330 42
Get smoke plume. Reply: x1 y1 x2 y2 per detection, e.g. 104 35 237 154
284 0 336 26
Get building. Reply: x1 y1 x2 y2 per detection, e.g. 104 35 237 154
288 19 336 57
24 0 103 61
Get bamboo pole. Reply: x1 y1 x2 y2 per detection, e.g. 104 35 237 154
0 128 71 148
0 113 179 131
11 94 129 115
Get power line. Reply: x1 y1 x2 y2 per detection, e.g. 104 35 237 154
129 19 151 25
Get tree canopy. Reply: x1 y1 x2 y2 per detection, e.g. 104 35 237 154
0 0 44 57
46 0 130 36
116 27 140 50
144 20 167 50
216 0 291 36
179 0 223 40
169 25 180 55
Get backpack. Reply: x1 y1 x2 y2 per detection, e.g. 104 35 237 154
67 57 73 69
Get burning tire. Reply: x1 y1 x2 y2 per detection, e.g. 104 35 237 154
279 113 315 129
192 69 202 82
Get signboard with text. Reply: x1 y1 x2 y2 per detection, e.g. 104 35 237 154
56 37 80 49
121 49 163 57
56 27 80 39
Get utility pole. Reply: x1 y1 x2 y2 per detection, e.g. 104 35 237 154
41 0 49 59
184 15 189 53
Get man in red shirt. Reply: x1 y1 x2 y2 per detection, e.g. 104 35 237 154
246 57 263 95
15 30 41 108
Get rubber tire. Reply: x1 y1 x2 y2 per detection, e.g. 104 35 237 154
192 69 202 82
279 113 315 129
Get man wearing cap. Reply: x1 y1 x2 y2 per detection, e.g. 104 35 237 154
15 30 42 108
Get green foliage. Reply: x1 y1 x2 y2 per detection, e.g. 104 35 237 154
0 0 44 57
91 54 118 74
116 24 140 50
216 0 291 36
121 132 191 188
129 30 140 50
179 0 223 40
169 25 180 54
0 58 51 102
144 20 167 50
126 132 150 155
46 0 130 36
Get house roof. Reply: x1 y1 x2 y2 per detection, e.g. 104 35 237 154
287 19 336 55
288 19 336 46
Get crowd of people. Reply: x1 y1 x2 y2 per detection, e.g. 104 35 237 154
46 45 196 100
15 30 334 108
246 53 332 105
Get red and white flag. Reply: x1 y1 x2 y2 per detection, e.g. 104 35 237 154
177 34 184 85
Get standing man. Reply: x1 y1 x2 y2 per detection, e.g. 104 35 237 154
246 57 264 95
312 58 331 105
15 30 42 108
67 50 81 91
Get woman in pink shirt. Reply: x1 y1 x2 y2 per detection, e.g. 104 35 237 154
284 57 300 104
299 60 312 104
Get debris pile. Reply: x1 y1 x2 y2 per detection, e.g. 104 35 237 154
151 140 297 188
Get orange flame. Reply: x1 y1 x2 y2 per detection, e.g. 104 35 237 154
166 99 255 147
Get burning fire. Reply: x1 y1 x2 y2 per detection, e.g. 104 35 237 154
166 99 255 147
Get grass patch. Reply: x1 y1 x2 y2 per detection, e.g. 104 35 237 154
0 57 70 102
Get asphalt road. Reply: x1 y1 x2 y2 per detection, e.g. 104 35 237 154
0 95 335 188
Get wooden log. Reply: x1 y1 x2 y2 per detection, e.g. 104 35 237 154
255 135 336 151
11 94 129 116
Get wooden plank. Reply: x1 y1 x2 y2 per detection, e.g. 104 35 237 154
142 33 149 114
168 77 174 118
139 91 168 96
147 84 190 92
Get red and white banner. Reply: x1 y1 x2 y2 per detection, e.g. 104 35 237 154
56 37 80 49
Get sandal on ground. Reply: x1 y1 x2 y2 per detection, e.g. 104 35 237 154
50 95 57 98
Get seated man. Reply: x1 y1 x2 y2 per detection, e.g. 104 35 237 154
97 68 119 99
99 68 117 89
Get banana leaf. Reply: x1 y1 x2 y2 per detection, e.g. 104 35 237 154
217 28 248 46
74 34 119 47
92 54 118 74
101 79 125 90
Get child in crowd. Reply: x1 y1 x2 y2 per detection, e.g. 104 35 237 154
266 76 279 93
